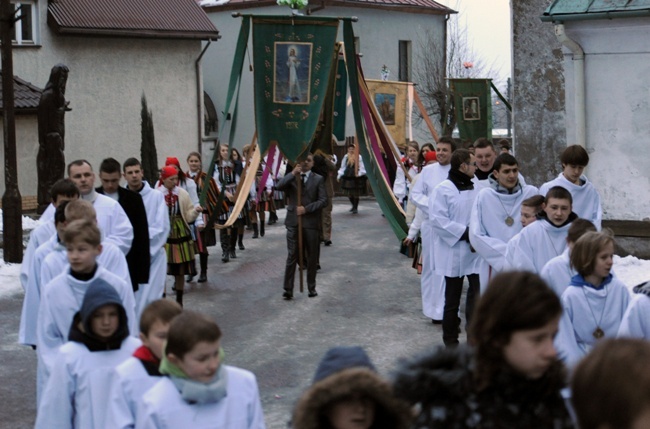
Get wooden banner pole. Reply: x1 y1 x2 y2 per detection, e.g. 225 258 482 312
297 175 304 293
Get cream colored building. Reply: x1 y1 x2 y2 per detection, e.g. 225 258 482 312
0 0 219 209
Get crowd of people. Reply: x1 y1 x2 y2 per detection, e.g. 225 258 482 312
15 135 650 428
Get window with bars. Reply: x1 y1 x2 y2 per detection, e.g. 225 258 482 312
12 1 38 45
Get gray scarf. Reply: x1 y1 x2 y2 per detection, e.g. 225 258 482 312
169 364 228 405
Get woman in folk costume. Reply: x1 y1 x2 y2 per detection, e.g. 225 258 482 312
186 152 226 283
160 165 201 307
393 141 420 210
337 141 367 214
213 144 245 263
250 157 274 239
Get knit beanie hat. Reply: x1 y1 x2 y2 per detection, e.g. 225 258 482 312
312 346 376 383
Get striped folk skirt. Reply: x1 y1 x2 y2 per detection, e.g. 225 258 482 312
166 215 197 276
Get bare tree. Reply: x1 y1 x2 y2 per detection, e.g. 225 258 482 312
414 10 501 137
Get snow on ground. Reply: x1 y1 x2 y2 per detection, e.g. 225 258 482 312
0 213 648 298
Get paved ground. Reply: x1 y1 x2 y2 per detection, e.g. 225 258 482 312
0 197 466 428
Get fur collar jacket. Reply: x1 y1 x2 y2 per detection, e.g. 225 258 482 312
292 367 412 429
393 346 575 429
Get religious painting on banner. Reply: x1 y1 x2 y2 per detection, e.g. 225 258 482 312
450 78 492 143
366 79 413 148
253 16 339 162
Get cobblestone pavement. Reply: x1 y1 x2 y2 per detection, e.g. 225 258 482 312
0 198 460 428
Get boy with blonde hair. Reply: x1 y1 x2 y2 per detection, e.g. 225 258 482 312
106 299 182 428
37 219 137 402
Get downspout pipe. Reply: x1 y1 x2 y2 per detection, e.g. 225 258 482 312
196 38 217 153
554 23 586 148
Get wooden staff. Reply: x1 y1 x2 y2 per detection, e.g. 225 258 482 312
296 171 304 293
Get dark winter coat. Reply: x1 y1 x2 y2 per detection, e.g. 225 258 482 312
292 367 412 429
393 345 575 429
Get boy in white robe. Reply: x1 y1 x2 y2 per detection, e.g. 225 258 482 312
429 149 481 347
409 138 454 322
20 179 78 295
539 144 602 230
68 159 134 254
36 219 137 402
503 194 545 270
469 154 539 288
556 232 631 367
36 280 140 428
123 158 171 317
505 186 578 273
20 202 70 349
105 300 182 429
135 311 266 429
618 281 650 339
540 219 597 297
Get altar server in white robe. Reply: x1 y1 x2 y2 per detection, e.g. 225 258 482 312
505 186 578 273
393 141 420 208
540 219 597 297
556 232 631 367
469 153 539 289
37 220 137 402
539 144 602 230
105 300 182 429
618 281 650 340
20 202 70 348
409 137 454 322
68 159 134 254
429 149 482 347
503 194 545 268
471 138 527 191
20 179 78 295
36 281 140 429
124 158 171 317
135 311 266 429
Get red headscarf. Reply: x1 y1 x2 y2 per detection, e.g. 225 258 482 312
165 157 181 170
425 151 437 164
160 165 178 180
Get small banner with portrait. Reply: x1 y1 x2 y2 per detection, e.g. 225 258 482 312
450 78 493 143
252 16 340 162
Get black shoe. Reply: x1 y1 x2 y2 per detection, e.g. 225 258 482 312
349 207 354 212
283 290 293 300
351 209 358 214
238 242 245 250
186 274 194 282
431 319 442 325
222 252 230 263
252 224 259 239
324 240 332 246
197 272 207 283
230 250 237 259
308 290 318 298
317 264 321 271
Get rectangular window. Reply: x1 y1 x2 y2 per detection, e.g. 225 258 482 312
11 1 38 45
398 40 411 82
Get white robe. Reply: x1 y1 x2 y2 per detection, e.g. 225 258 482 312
393 164 418 204
40 203 55 224
504 217 573 274
469 185 539 275
19 233 61 347
83 191 134 255
106 356 162 429
557 277 631 367
36 337 140 429
618 293 650 340
539 173 602 230
409 163 450 320
429 180 481 277
135 365 266 429
540 249 574 297
20 221 56 292
36 266 137 401
135 182 170 316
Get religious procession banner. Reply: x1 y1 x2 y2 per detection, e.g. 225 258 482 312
333 56 347 141
365 79 413 148
450 78 492 143
252 16 340 162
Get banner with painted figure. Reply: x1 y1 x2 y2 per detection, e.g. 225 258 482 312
252 16 340 162
450 78 492 143
366 79 413 148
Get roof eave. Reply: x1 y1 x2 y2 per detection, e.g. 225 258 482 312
51 25 220 41
541 9 650 22
204 1 456 16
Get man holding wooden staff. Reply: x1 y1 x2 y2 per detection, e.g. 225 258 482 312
276 154 328 300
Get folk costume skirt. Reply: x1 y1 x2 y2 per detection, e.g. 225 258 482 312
166 215 197 276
